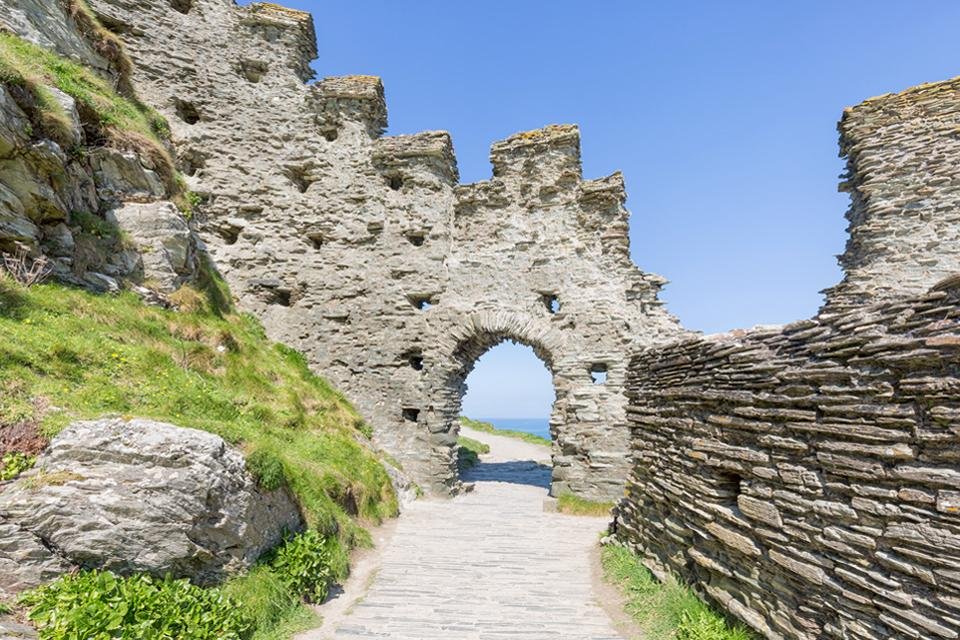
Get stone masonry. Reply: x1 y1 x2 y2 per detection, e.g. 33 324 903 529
612 77 960 639
82 0 685 500
823 78 960 313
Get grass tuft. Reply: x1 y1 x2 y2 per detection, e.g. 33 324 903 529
601 545 755 640
456 435 489 470
459 416 551 446
556 492 614 517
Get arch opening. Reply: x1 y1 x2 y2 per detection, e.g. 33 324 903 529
452 337 556 489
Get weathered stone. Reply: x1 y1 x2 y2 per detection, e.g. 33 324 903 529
109 201 197 290
76 0 688 501
0 418 303 593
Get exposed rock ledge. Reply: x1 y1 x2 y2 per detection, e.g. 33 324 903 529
0 417 303 598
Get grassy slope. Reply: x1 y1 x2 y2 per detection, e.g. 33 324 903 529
601 545 754 640
459 416 551 447
456 434 489 470
0 276 397 635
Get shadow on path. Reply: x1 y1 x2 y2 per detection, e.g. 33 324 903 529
461 459 551 489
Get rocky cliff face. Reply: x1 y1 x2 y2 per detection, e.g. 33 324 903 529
0 0 201 294
79 0 686 499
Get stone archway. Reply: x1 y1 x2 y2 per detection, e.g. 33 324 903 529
433 312 565 492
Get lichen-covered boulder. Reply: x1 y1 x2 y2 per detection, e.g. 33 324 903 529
0 418 303 596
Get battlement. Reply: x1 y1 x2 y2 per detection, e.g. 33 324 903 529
240 2 317 82
372 131 459 184
578 172 626 207
490 124 582 181
310 75 388 136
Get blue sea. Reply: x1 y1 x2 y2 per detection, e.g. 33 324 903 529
475 417 551 441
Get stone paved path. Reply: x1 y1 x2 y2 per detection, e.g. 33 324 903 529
312 427 624 640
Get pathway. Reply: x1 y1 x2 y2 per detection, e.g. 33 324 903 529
301 426 625 640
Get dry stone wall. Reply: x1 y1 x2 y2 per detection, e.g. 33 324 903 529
613 77 960 639
83 0 685 499
823 78 960 313
614 284 960 640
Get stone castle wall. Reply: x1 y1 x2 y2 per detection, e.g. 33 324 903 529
613 77 960 639
82 0 686 499
822 78 960 314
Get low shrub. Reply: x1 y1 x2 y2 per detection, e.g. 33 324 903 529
456 435 489 470
269 529 336 603
0 451 35 481
19 570 252 640
556 492 614 517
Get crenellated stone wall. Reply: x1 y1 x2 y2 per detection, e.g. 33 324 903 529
80 0 686 499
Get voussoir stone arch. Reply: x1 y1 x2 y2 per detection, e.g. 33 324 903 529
84 0 690 499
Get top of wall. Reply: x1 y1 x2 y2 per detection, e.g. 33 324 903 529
822 75 960 314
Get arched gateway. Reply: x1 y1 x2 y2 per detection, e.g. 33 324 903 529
81 0 687 499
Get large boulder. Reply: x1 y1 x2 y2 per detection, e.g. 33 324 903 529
0 418 303 596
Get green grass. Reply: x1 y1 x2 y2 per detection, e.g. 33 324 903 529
456 435 490 470
601 545 754 640
0 32 175 190
459 416 551 447
0 275 399 637
556 492 614 517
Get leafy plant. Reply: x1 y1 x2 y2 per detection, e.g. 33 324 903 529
19 570 252 640
0 452 35 481
269 530 336 603
601 545 755 640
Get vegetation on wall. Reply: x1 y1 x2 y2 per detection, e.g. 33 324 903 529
601 545 754 640
0 273 398 637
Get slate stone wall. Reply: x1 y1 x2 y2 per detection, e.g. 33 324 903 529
613 282 960 639
823 78 960 314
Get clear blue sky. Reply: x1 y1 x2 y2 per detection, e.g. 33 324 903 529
257 0 960 418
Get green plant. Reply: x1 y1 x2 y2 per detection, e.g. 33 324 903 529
456 435 489 470
459 416 551 446
269 530 336 603
1 452 36 480
71 210 118 240
19 570 252 640
247 448 287 491
556 492 614 517
0 601 13 615
601 544 754 640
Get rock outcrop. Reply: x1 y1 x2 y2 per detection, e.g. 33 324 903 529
0 0 202 294
0 418 302 597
